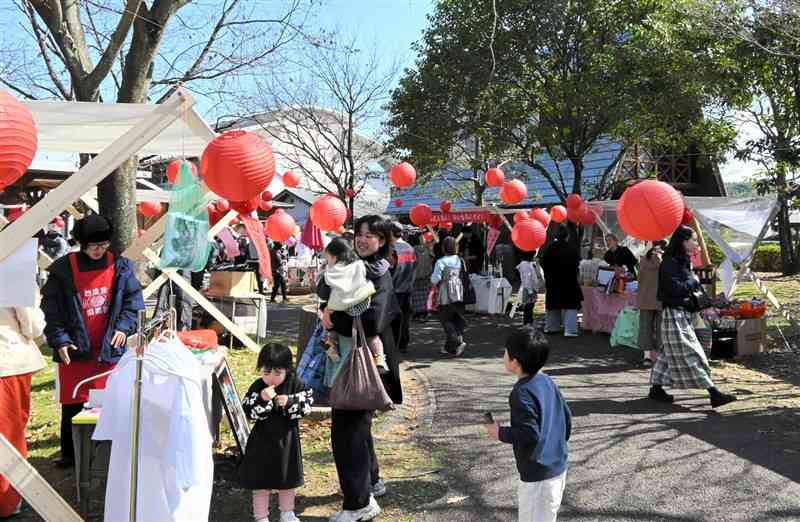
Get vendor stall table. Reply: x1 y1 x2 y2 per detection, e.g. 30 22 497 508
581 286 638 334
205 292 267 348
468 275 512 314
71 349 227 517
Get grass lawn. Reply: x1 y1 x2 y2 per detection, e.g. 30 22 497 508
19 340 442 521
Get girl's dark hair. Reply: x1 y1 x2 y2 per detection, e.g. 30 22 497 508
442 236 458 255
325 237 358 265
354 215 394 259
665 226 695 259
505 329 550 375
256 343 294 372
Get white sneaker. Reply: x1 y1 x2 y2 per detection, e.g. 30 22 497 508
564 332 579 337
280 512 301 522
371 479 386 497
454 342 466 356
328 496 381 521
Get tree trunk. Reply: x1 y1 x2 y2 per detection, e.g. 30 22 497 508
98 157 139 254
778 197 800 275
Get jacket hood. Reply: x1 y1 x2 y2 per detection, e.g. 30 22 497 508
363 257 390 279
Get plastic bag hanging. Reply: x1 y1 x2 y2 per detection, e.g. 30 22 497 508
160 162 211 271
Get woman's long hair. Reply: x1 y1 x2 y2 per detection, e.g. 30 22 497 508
354 215 394 259
665 225 695 259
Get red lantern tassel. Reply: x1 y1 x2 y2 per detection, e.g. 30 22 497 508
241 215 273 282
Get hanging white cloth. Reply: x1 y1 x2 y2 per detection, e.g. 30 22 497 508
93 335 214 522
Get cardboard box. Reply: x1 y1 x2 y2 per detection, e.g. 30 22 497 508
208 271 257 297
736 317 767 357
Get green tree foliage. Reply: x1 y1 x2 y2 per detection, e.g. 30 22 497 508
387 0 734 206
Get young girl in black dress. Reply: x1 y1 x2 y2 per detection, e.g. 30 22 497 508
240 343 314 522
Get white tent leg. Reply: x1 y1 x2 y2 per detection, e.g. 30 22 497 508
0 434 83 522
0 89 194 263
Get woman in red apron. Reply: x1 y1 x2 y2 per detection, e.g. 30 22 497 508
42 215 144 468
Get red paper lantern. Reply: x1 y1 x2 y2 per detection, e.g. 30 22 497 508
409 203 433 226
440 200 452 213
485 167 505 187
310 194 347 232
215 199 230 213
138 201 162 217
550 205 567 223
566 193 583 209
514 210 531 223
261 191 273 202
231 196 260 215
566 205 583 224
617 180 684 241
0 91 37 192
201 130 275 201
578 203 599 225
682 207 694 226
530 208 550 227
166 159 197 185
512 219 547 252
283 170 300 188
390 162 416 188
440 221 453 231
500 179 528 205
422 231 434 242
259 200 273 212
337 225 346 235
395 199 404 207
266 209 297 242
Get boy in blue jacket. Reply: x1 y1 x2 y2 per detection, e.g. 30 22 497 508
486 328 572 521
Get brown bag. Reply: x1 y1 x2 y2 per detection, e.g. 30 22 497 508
328 318 393 411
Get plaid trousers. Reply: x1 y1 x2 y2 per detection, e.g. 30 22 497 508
650 307 713 389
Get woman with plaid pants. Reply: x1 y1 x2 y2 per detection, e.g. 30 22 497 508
648 226 737 409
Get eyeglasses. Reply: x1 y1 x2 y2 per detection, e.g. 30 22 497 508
86 241 111 250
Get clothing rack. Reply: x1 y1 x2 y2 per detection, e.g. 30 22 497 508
130 304 176 522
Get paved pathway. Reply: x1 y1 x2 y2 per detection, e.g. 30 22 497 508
405 313 800 522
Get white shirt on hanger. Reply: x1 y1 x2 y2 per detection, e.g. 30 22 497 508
93 335 214 522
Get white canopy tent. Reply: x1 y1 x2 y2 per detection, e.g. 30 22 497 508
21 98 213 157
0 89 260 351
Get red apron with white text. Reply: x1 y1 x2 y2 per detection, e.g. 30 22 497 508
57 253 116 404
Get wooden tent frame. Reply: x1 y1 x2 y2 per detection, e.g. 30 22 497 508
0 88 260 351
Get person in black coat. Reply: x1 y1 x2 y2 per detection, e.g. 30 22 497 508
317 215 402 521
239 344 313 522
603 234 638 278
541 225 583 337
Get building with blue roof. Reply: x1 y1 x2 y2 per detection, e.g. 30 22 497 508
385 137 726 217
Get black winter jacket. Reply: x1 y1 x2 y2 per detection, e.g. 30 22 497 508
657 255 700 310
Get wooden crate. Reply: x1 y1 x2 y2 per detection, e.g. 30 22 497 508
208 271 256 297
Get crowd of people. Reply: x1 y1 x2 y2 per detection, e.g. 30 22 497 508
0 210 740 522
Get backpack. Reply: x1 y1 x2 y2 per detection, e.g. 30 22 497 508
438 263 464 305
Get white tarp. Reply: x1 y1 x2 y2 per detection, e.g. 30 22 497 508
22 100 215 157
593 197 779 296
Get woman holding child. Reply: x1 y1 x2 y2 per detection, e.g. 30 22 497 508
318 215 403 522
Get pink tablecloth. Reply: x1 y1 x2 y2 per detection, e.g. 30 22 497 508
581 286 637 334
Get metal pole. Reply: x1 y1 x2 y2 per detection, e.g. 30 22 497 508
130 309 147 522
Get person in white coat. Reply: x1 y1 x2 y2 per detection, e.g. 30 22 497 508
0 290 46 518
